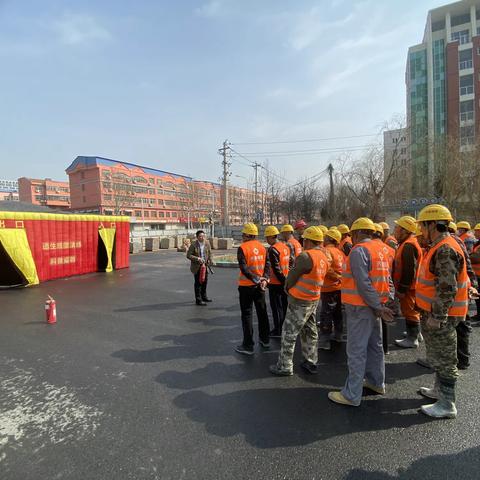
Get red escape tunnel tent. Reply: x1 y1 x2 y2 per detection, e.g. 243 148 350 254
0 212 129 288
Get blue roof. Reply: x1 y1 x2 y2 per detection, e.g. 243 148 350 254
65 156 193 181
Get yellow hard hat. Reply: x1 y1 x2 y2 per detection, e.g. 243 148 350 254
448 221 457 232
395 215 417 234
350 217 376 232
474 223 480 230
379 222 390 231
374 223 384 234
337 224 350 234
325 228 341 243
242 222 258 236
318 225 328 234
280 224 294 233
417 204 453 223
302 226 324 242
457 221 471 230
264 225 279 237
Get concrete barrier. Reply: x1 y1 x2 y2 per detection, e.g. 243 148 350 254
218 238 233 250
160 237 175 249
209 237 219 249
129 241 142 254
145 237 160 251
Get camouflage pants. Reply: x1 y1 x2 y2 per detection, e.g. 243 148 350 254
421 314 460 381
276 296 319 372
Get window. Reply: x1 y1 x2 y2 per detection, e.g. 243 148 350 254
166 212 171 217
81 184 85 191
135 210 142 217
151 211 157 217
144 211 149 217
452 29 470 44
159 211 165 217
460 74 473 95
451 14 470 28
460 125 475 146
81 172 85 179
171 212 177 217
460 100 474 122
459 49 473 69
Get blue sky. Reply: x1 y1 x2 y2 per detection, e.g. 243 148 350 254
0 0 447 187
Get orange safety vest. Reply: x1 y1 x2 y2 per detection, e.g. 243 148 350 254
289 248 328 302
339 236 352 255
238 240 267 287
373 238 395 273
269 241 290 285
385 235 398 250
288 237 303 257
322 244 345 293
393 235 423 290
459 232 473 243
415 236 469 317
341 240 391 307
473 243 480 277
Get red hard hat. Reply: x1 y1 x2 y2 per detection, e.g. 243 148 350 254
294 220 307 229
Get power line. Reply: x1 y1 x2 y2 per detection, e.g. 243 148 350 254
230 133 378 146
231 144 377 157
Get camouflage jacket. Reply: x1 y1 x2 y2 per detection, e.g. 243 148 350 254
428 233 466 323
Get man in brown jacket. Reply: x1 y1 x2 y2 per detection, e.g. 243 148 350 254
187 230 213 305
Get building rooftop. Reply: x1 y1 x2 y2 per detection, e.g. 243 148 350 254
66 156 194 181
0 201 72 213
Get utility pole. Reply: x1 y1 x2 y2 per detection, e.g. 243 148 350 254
327 163 334 216
252 161 261 223
218 140 231 228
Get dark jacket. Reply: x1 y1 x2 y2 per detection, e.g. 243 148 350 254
187 240 212 274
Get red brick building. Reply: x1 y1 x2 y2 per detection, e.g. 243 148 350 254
18 177 70 209
66 156 265 226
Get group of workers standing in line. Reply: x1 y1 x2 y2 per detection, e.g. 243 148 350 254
227 207 480 420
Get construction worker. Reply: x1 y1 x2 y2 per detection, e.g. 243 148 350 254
470 224 480 324
415 204 469 419
328 217 393 407
318 225 329 235
337 224 353 256
373 223 395 354
269 226 328 376
235 223 271 355
457 221 475 253
265 225 290 338
392 216 423 348
280 224 302 259
294 220 307 247
318 228 345 350
448 221 478 369
380 222 398 250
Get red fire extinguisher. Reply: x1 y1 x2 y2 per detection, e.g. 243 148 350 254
199 264 207 284
45 295 57 324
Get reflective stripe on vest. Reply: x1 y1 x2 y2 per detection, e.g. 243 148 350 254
415 235 469 317
393 235 423 290
289 248 328 301
238 240 266 287
373 239 395 272
341 240 391 307
269 241 290 285
322 245 345 293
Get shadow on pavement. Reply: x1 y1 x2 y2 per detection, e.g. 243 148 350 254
187 316 237 327
114 302 196 312
173 388 430 448
112 328 242 363
343 445 480 479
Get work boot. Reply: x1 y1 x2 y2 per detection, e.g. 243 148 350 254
331 331 346 343
300 360 318 375
420 378 457 419
395 323 419 349
418 374 440 400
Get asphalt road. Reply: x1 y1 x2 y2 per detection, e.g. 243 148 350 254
1 251 479 480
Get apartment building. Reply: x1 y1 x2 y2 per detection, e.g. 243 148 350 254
18 177 70 208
